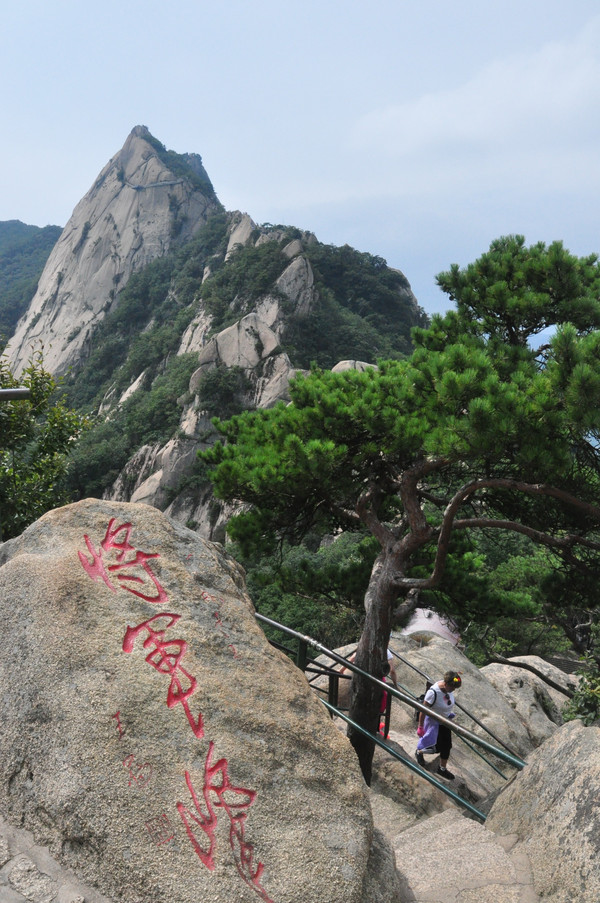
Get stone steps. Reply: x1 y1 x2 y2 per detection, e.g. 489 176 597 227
385 808 540 902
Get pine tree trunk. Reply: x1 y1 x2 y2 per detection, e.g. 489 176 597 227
346 554 397 784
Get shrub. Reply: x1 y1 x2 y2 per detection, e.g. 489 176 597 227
563 658 600 725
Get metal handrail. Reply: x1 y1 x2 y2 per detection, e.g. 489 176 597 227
331 649 510 777
255 613 526 770
320 699 487 823
0 388 31 400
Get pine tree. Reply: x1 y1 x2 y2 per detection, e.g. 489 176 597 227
204 236 600 782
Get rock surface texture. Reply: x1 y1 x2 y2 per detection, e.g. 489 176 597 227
486 719 600 903
392 809 540 903
0 499 400 903
5 126 220 377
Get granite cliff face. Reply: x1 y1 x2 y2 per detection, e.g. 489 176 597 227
101 218 347 539
5 126 221 377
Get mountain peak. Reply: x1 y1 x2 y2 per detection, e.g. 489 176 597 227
5 129 221 376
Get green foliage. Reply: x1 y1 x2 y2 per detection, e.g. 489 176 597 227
196 364 251 418
0 352 89 538
281 286 403 369
0 221 61 346
436 234 600 348
121 353 199 446
232 533 377 649
204 236 600 658
307 243 426 336
564 657 600 725
280 243 427 368
73 221 91 254
66 416 131 499
142 129 220 202
206 335 570 546
201 241 290 332
66 353 198 500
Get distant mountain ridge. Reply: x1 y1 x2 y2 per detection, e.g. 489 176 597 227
5 126 221 376
0 220 61 345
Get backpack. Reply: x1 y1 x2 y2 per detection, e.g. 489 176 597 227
414 681 436 721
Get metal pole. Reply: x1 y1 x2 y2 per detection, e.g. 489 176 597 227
296 638 308 672
0 388 31 400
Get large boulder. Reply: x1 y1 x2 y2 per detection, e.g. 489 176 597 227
486 720 600 903
480 659 568 747
0 499 400 903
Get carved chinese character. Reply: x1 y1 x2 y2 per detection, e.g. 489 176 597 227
78 519 168 603
145 814 175 846
122 613 204 739
123 754 153 788
177 742 273 902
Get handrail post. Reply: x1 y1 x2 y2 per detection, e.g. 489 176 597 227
296 638 308 672
382 691 391 738
328 671 339 708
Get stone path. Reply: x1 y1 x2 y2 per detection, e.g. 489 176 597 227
372 804 540 903
0 815 112 903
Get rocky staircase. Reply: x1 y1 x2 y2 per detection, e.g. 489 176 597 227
371 799 540 903
366 718 541 903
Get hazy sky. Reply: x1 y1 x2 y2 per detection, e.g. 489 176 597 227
2 1 599 315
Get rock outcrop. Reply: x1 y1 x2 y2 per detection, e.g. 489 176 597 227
480 660 566 747
0 498 402 903
5 126 221 377
486 720 600 903
101 215 324 533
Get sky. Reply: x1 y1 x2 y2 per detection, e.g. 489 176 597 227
2 1 600 316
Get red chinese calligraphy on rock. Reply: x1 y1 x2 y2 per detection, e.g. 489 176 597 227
146 814 176 846
78 519 168 604
122 613 204 739
213 611 240 659
112 711 126 740
177 741 274 903
123 754 153 788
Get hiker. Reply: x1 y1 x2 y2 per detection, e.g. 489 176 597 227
415 670 462 780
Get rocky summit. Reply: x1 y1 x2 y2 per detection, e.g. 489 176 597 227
5 126 221 377
0 499 398 903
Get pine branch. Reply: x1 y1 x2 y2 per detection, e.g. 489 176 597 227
487 654 575 699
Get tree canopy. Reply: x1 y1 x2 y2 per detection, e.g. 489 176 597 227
0 352 89 540
204 235 600 780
